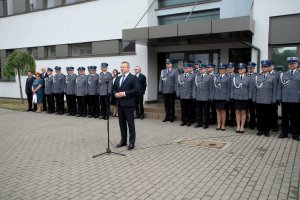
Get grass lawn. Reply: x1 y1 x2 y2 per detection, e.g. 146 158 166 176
0 98 27 111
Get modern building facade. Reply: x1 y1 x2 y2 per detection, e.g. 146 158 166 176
0 0 299 101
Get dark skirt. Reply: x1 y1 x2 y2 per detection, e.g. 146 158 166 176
234 100 248 110
110 94 117 105
214 100 227 109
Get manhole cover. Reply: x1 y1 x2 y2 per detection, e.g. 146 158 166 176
176 138 227 149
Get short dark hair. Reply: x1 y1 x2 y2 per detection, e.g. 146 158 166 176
121 61 130 68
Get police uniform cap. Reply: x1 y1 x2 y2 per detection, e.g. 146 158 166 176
47 68 53 72
228 62 236 68
207 63 216 68
77 67 86 71
287 57 299 63
261 60 271 67
218 63 227 69
165 59 172 64
200 63 207 68
194 60 201 65
247 62 256 67
238 63 246 69
54 66 61 70
100 63 108 67
183 63 190 68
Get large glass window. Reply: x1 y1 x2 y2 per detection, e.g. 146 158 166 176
271 46 298 71
70 43 92 57
122 41 135 53
158 9 220 25
28 47 38 58
46 46 56 58
159 0 215 8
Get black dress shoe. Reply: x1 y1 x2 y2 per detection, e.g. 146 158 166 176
82 114 86 117
194 123 202 128
292 135 300 141
67 113 72 116
94 115 99 118
170 118 174 123
203 124 209 129
127 144 134 150
257 132 263 136
187 122 191 127
162 118 169 122
264 132 270 137
140 115 144 120
273 128 278 132
180 122 187 126
134 116 140 119
103 116 108 120
278 134 287 138
116 143 127 148
88 115 93 118
76 114 81 117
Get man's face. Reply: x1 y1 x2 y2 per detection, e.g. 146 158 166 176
134 67 141 75
183 67 189 73
219 68 226 74
120 63 129 74
78 70 85 75
101 67 107 72
238 68 245 75
166 63 172 69
288 63 297 70
207 67 213 73
261 66 268 73
68 70 74 75
47 71 52 76
55 70 61 74
27 71 32 77
227 67 234 73
247 67 254 73
195 64 200 69
41 67 46 73
200 68 206 74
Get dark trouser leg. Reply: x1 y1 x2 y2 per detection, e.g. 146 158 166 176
124 107 135 145
77 96 83 115
86 96 92 115
203 101 210 125
281 103 289 137
169 93 176 120
118 106 128 144
43 92 47 111
71 95 77 115
163 94 170 119
135 95 140 117
66 95 72 113
248 101 256 129
271 104 278 130
46 94 55 113
59 93 64 113
196 101 203 125
54 93 59 112
256 104 263 132
290 103 299 137
186 99 193 123
100 96 105 116
180 99 187 123
93 95 100 117
230 102 236 126
102 95 110 117
263 104 272 133
26 93 33 110
210 101 216 125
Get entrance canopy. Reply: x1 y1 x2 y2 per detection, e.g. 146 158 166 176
122 16 254 47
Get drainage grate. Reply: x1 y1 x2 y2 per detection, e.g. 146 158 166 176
176 138 227 149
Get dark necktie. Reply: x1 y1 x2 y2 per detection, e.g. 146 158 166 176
201 74 204 78
240 75 243 80
291 71 294 76
119 75 125 87
185 73 188 78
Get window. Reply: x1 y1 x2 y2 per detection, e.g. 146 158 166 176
46 46 56 58
0 0 5 16
158 9 220 25
158 0 215 8
28 47 38 58
70 43 92 57
65 0 75 5
271 46 298 71
122 42 135 53
46 0 62 8
28 0 37 11
7 0 13 15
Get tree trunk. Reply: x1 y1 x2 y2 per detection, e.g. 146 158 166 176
17 69 24 104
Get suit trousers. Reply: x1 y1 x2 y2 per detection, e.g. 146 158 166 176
248 101 256 128
87 95 100 117
270 104 278 130
26 92 33 110
180 99 193 123
66 95 77 115
163 93 176 120
46 94 55 113
54 93 64 113
196 101 210 125
209 101 216 124
118 106 136 145
77 96 87 116
281 102 299 137
100 95 110 117
42 92 47 110
135 95 144 117
256 103 272 133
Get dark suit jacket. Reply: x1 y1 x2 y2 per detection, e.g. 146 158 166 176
25 76 35 94
113 73 138 107
41 72 48 89
136 73 147 96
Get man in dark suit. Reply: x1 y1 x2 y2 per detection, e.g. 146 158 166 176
25 70 35 111
114 61 138 150
41 67 48 111
134 66 147 120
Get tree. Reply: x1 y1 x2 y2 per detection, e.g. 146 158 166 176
3 51 36 103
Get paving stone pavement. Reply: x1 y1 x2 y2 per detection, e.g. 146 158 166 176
0 108 299 200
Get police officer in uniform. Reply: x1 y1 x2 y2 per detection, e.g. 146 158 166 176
44 68 55 114
231 63 253 133
193 60 201 75
193 63 213 129
98 63 113 120
253 60 277 137
226 62 237 127
207 63 217 125
277 57 300 141
246 62 257 130
86 66 99 118
159 59 179 123
65 67 78 116
177 63 195 126
212 63 230 131
75 67 88 117
53 66 66 115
